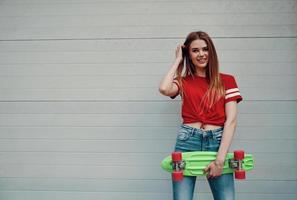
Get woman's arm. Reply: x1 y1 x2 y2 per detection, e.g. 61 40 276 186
159 44 184 97
204 101 238 178
216 101 238 164
158 59 181 97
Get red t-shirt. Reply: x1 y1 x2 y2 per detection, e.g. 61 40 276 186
170 73 243 126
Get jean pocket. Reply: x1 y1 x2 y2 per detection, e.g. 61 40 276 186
177 129 190 141
213 131 223 143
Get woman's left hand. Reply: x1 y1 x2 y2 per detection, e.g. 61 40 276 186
203 160 224 179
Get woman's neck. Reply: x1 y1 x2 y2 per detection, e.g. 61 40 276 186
196 69 206 77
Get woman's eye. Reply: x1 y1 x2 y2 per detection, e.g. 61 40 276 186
192 48 208 53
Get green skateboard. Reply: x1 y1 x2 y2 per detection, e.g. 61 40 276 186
161 150 254 181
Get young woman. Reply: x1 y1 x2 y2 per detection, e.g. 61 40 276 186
159 31 242 200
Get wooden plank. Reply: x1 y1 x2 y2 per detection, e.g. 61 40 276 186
0 0 295 4
0 49 296 63
0 75 296 90
0 164 295 181
1 13 296 28
0 191 296 200
0 178 295 194
0 62 296 76
0 101 296 114
0 113 296 126
0 138 295 153
0 75 296 89
0 88 297 100
1 1 296 16
0 126 296 140
0 152 295 169
0 38 296 52
1 25 296 40
0 14 296 39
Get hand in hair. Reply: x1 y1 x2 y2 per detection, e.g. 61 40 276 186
175 44 185 63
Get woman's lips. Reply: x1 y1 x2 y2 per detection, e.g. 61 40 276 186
197 59 207 64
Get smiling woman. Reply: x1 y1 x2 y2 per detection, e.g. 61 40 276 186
159 31 243 200
188 39 209 72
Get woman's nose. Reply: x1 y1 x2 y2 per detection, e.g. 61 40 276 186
198 50 204 56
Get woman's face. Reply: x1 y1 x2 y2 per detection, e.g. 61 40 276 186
188 39 209 69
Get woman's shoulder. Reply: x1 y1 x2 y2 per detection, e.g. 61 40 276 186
219 72 241 91
175 74 195 82
219 73 237 82
219 72 235 79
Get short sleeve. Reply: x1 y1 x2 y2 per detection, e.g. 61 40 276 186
170 78 180 99
224 75 243 104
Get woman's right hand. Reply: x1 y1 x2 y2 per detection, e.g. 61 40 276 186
175 44 185 63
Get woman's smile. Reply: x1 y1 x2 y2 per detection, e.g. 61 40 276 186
189 39 209 69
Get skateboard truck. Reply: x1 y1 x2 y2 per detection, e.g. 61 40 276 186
171 152 185 181
231 150 246 179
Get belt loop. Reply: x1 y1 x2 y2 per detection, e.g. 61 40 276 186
202 130 207 139
200 122 205 129
211 131 215 139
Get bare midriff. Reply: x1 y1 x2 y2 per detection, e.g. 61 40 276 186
184 121 223 131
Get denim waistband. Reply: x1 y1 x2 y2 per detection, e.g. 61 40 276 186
180 124 224 137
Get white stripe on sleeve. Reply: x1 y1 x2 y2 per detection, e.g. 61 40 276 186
226 88 239 95
225 92 241 99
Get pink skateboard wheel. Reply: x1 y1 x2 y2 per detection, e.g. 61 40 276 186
234 150 245 160
235 170 246 179
172 171 183 181
172 152 182 162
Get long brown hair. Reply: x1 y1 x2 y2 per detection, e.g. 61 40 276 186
175 31 225 111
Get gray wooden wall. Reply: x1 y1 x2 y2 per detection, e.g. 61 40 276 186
0 0 296 199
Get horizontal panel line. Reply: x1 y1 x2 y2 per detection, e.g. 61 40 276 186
2 138 178 141
2 12 297 18
0 163 281 168
0 164 158 167
1 24 297 29
0 100 164 102
0 126 297 128
0 189 295 195
0 151 295 154
0 151 176 154
0 152 166 155
0 190 211 194
0 48 295 53
0 177 295 182
0 125 297 128
0 113 296 115
0 74 297 77
0 190 215 194
0 112 293 114
1 36 297 42
1 0 287 3
0 100 296 102
0 62 296 65
1 61 296 65
0 87 252 89
0 152 291 155
2 11 297 16
1 138 295 141
0 136 295 139
0 0 295 3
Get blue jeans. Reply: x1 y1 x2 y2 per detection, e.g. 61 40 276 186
172 124 235 200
